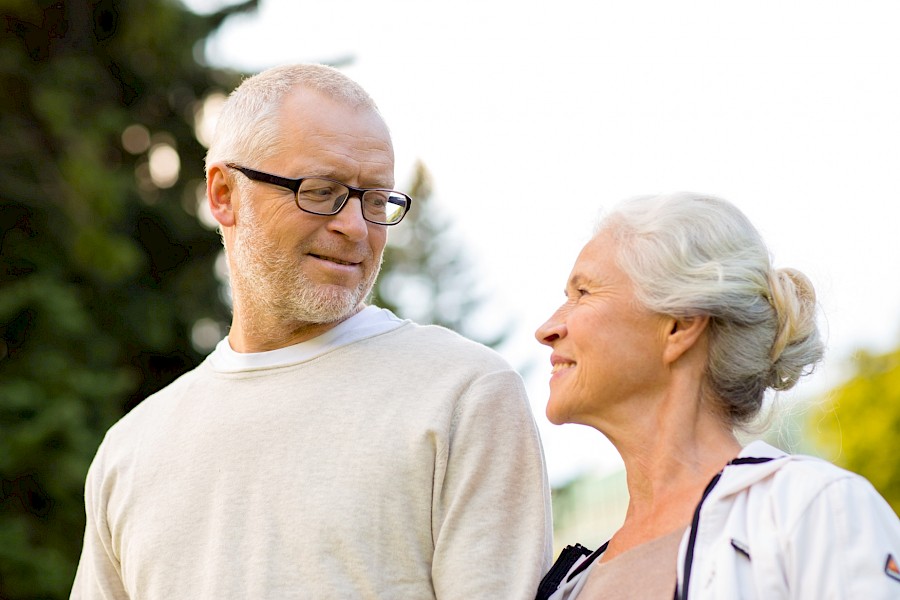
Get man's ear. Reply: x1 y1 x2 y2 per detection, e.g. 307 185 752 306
662 314 710 366
207 163 236 227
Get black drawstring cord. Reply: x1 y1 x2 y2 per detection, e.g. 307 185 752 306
675 456 774 599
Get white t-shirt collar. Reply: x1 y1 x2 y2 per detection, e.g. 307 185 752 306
208 306 406 372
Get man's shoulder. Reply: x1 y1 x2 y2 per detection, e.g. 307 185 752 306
105 360 210 438
379 321 512 367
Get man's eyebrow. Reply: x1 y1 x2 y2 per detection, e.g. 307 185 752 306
306 171 394 188
300 169 341 180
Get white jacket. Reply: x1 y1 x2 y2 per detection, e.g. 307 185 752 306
538 441 900 599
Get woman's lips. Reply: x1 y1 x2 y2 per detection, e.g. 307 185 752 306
551 362 575 374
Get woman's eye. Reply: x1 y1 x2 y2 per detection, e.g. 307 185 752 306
564 288 588 302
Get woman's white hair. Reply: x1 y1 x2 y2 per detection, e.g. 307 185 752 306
205 63 379 172
599 192 824 426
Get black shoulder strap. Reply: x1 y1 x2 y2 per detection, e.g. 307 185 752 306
675 456 775 600
566 541 609 582
534 542 597 600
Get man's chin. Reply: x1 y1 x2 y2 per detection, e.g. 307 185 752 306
287 285 368 325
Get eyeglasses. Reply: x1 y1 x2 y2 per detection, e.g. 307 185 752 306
227 163 412 226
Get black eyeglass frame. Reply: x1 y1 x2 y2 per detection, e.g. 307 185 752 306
226 163 412 226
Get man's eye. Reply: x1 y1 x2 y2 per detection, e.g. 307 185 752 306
299 186 340 202
364 192 388 208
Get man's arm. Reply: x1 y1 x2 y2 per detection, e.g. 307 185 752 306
70 448 129 599
431 369 553 600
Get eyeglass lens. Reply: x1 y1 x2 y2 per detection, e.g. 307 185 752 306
297 178 407 224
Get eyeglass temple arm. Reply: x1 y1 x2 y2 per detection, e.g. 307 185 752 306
228 164 301 193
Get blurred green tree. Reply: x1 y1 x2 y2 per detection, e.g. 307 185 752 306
0 2 504 597
807 347 900 513
371 160 508 349
0 0 256 597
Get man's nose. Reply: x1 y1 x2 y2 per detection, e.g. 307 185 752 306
326 195 369 240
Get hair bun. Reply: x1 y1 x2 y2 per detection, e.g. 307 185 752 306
767 268 823 390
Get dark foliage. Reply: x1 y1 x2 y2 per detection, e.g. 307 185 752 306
0 1 255 596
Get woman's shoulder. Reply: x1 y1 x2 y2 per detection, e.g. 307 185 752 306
735 440 892 526
735 440 861 486
769 447 872 496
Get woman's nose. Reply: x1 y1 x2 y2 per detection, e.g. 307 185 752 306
535 313 566 346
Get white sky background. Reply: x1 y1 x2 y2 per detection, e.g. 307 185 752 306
187 0 900 485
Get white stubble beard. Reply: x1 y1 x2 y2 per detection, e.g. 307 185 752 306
227 202 382 337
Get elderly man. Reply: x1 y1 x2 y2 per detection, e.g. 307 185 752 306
72 64 552 599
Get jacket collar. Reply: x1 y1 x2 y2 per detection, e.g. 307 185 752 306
711 440 791 498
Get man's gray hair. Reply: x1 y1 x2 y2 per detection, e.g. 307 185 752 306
205 63 379 172
598 192 824 426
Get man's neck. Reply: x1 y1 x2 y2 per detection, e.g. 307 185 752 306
227 305 363 353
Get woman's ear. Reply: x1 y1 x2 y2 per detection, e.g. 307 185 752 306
662 314 710 366
207 164 236 228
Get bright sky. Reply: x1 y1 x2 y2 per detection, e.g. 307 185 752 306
187 0 900 484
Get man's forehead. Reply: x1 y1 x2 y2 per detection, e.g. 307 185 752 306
280 85 376 116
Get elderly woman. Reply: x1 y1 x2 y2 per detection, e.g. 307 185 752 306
534 193 900 599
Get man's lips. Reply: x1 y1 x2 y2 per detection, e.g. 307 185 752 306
309 253 361 266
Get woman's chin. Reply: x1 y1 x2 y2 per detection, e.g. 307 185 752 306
545 402 572 426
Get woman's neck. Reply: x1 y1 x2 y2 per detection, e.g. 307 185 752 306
598 385 741 561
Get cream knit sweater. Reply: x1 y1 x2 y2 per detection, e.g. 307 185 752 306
72 319 552 599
